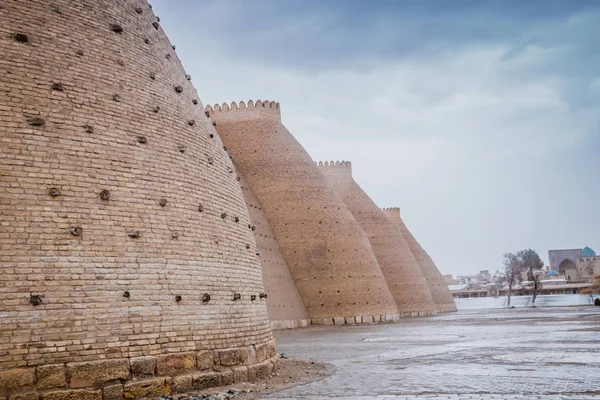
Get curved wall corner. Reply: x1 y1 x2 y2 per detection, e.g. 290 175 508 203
319 162 437 316
382 208 457 313
237 170 310 329
0 1 275 398
209 101 399 325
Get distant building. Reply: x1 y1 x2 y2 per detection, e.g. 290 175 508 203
443 274 457 284
456 270 492 285
478 270 492 282
549 246 599 281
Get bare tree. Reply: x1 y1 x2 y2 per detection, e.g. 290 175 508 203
518 249 544 307
503 252 523 308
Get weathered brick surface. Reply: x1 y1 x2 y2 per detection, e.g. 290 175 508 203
0 0 273 385
382 208 457 313
209 101 398 321
319 162 437 315
237 173 309 326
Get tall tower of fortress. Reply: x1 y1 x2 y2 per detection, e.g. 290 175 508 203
382 208 457 313
237 171 310 329
208 101 400 325
0 1 276 398
319 162 437 316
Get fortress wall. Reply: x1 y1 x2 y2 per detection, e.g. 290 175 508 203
209 101 400 325
237 171 310 329
0 1 276 397
382 208 457 313
319 162 436 316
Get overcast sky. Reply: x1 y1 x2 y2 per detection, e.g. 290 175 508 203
152 0 599 276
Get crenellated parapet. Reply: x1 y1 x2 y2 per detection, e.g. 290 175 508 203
316 160 352 168
381 207 400 215
206 100 281 123
316 160 352 178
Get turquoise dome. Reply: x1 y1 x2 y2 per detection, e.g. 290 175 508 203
582 246 596 257
548 270 559 276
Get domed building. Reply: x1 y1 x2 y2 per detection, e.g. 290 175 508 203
548 246 599 281
582 246 597 257
579 247 599 277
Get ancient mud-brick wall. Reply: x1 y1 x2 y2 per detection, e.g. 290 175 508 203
208 101 399 326
319 161 436 316
236 171 310 329
0 1 276 398
382 208 456 313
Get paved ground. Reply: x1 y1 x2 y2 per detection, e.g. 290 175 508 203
268 307 600 400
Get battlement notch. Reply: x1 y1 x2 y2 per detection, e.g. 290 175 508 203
316 160 353 178
381 207 401 217
206 100 281 123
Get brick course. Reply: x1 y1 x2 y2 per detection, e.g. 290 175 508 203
237 172 309 328
0 0 274 396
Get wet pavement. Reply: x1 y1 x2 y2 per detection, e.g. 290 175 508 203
269 307 600 399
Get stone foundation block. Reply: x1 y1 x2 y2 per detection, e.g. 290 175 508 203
344 316 356 324
171 375 192 394
8 390 39 400
244 346 257 366
123 378 167 400
0 369 35 395
155 352 195 377
43 389 102 400
220 369 234 386
67 359 129 389
247 360 270 383
36 364 66 391
267 340 277 359
310 318 322 326
254 343 269 363
130 356 155 379
232 366 247 383
195 350 213 371
362 315 374 324
322 318 334 326
191 372 220 390
272 358 279 373
215 348 248 367
333 317 345 325
102 384 123 400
